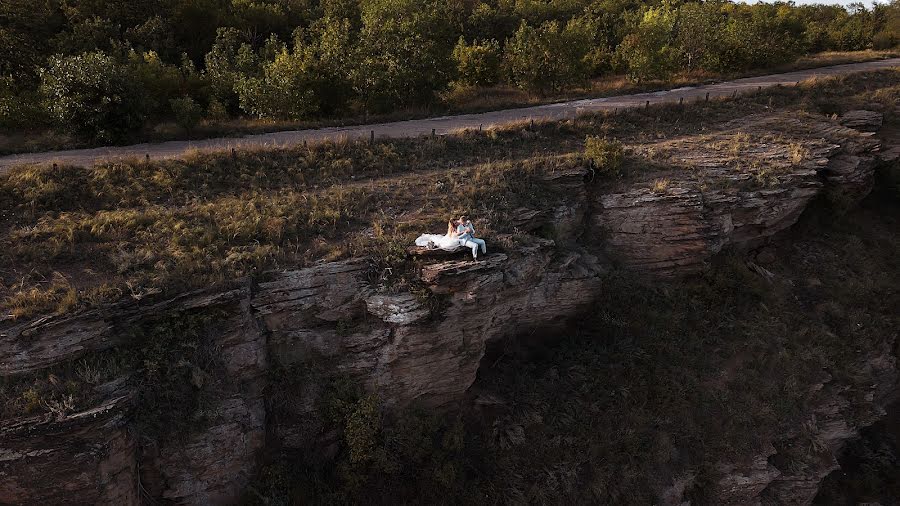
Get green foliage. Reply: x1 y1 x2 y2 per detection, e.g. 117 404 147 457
584 135 624 177
713 3 807 71
344 394 381 464
128 310 222 439
351 0 455 112
203 27 254 108
170 96 204 133
1 0 895 142
0 308 220 441
39 51 147 142
504 19 593 93
676 1 723 71
452 37 502 87
0 77 46 130
617 5 681 82
236 46 323 120
872 1 900 49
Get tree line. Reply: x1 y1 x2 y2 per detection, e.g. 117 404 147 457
1 0 898 142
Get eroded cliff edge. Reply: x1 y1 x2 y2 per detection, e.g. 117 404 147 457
1 110 898 505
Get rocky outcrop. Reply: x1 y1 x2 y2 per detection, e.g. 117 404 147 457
0 241 604 503
0 286 267 506
839 109 883 132
138 289 267 504
254 244 604 450
757 345 897 505
0 393 138 505
592 113 882 275
693 326 899 506
0 110 893 505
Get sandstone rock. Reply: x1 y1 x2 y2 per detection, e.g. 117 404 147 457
138 292 268 505
0 110 894 505
0 284 267 506
839 110 883 132
0 394 139 506
713 449 781 506
593 113 881 275
366 294 430 325
0 283 250 376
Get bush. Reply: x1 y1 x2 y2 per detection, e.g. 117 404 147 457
203 98 227 122
39 51 146 142
169 96 203 133
873 30 898 49
584 136 624 177
125 50 185 118
451 36 502 87
236 46 322 120
504 19 592 93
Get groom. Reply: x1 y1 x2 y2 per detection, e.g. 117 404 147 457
456 215 487 260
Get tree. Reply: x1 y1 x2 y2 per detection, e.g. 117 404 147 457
505 20 593 93
452 37 502 87
676 2 724 71
351 0 455 112
127 50 187 119
170 96 204 133
0 0 65 83
39 51 146 142
203 27 260 109
0 76 46 130
617 5 681 82
235 42 323 120
872 0 900 49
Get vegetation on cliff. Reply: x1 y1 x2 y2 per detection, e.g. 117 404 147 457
1 69 898 321
244 186 899 504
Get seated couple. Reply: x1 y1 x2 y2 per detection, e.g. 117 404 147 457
415 215 487 260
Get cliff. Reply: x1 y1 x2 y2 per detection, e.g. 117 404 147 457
1 110 897 505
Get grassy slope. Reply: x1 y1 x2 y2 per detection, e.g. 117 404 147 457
1 69 898 321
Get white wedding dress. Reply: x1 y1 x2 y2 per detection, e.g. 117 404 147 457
415 233 463 251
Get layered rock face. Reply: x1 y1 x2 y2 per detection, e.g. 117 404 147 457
704 343 897 506
0 241 605 504
0 110 894 505
593 113 885 275
0 394 138 505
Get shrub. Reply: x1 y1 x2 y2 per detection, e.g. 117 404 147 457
126 50 186 118
39 51 147 142
0 76 46 130
206 98 229 122
584 136 624 177
169 96 203 133
451 37 502 87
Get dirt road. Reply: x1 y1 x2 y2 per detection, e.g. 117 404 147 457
2 58 898 171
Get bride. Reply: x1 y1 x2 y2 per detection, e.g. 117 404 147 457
415 219 463 251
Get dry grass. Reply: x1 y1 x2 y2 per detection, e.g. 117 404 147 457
789 142 810 166
1 68 898 320
3 273 78 321
651 178 671 193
